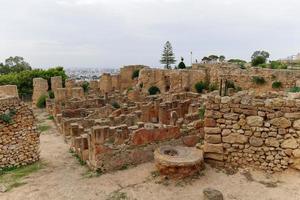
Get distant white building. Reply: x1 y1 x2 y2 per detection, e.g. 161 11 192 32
284 53 300 61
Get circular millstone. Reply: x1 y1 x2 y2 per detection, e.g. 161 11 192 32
154 145 204 178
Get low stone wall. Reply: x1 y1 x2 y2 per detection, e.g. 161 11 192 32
203 92 300 172
0 96 40 168
0 85 18 97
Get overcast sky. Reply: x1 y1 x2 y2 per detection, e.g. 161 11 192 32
1 0 300 69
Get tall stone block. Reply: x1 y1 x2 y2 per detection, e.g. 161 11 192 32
51 76 63 92
0 85 18 97
32 78 48 107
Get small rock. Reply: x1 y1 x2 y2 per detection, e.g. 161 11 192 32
203 187 224 200
0 184 7 193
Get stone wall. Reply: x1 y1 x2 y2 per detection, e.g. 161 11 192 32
51 76 62 92
119 65 147 90
138 68 207 94
0 96 40 168
206 64 300 92
203 92 300 172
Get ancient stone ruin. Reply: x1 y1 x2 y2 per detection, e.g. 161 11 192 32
37 64 300 175
0 91 40 169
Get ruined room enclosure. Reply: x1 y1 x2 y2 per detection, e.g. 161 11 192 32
46 87 205 173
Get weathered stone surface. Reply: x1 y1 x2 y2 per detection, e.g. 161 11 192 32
249 136 264 147
222 133 248 144
246 116 263 127
203 188 224 200
223 113 239 120
265 137 280 148
284 113 300 119
270 117 291 129
203 143 223 154
293 119 300 130
204 153 223 161
281 138 298 149
292 149 300 158
204 118 216 127
204 127 221 134
291 158 300 171
205 134 222 144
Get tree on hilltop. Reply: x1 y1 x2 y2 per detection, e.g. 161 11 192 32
160 41 176 69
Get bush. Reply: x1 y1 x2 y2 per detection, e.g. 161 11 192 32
208 83 218 91
0 67 67 97
272 81 282 89
226 80 235 89
289 87 300 93
270 61 287 69
252 56 266 66
252 76 266 85
81 81 89 93
111 101 120 109
36 94 48 108
194 81 208 93
148 86 160 95
48 90 55 99
131 69 140 80
0 109 17 124
199 106 206 119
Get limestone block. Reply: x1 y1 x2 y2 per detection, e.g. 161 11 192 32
281 138 298 149
222 133 248 144
249 136 263 147
246 116 263 127
270 117 291 129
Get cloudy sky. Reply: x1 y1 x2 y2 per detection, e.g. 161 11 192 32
1 0 300 69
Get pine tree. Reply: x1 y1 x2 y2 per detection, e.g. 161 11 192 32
160 41 176 69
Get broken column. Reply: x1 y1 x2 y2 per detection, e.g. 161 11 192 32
51 76 63 92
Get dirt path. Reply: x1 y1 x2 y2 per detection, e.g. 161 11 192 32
1 109 300 200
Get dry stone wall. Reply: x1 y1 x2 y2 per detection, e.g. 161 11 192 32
32 78 48 107
0 96 40 168
203 92 300 172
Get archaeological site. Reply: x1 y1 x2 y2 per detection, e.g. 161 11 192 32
2 61 300 199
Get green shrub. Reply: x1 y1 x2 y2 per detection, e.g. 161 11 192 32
226 80 235 89
111 101 120 109
36 94 48 108
127 87 133 92
252 56 266 66
194 81 208 93
0 67 67 97
81 81 89 93
272 81 282 89
199 106 206 119
139 83 143 88
208 83 218 91
131 69 140 80
48 90 55 99
270 61 287 69
148 86 160 95
0 109 16 124
252 76 266 85
289 87 300 93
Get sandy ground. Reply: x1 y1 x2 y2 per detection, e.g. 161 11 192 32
1 109 300 200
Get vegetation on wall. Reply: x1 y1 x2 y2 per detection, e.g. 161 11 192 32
272 81 282 89
36 94 48 108
81 81 90 93
289 87 300 93
131 69 140 79
0 67 67 97
148 86 161 95
0 109 16 124
194 81 208 93
252 76 266 85
111 101 121 109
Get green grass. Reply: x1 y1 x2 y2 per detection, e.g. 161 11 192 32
0 162 44 192
106 191 129 200
69 149 86 166
47 115 54 120
37 124 51 132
